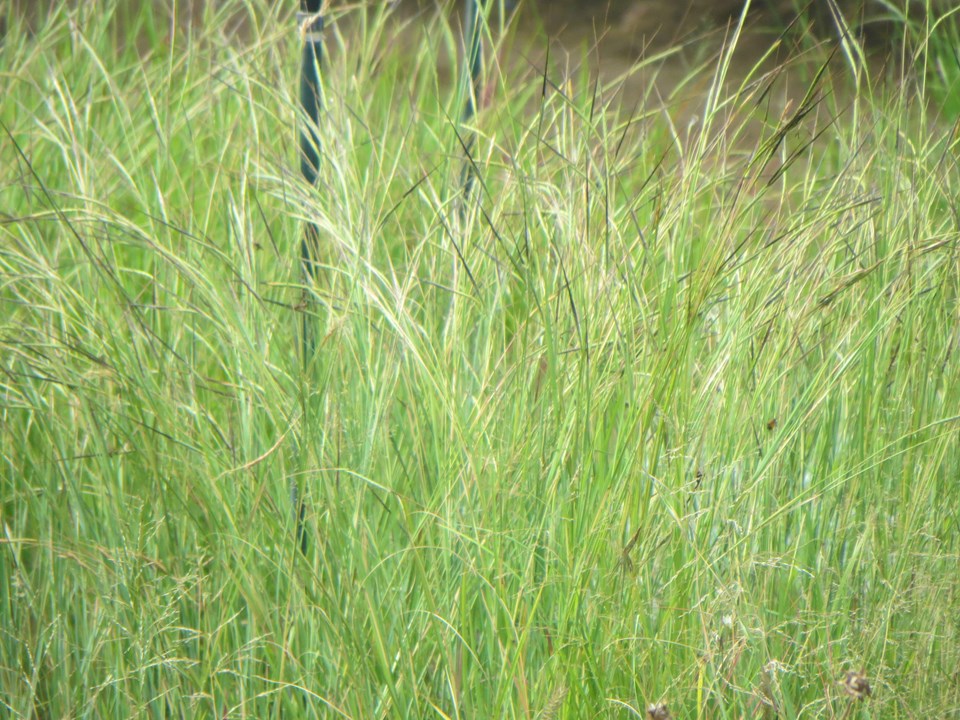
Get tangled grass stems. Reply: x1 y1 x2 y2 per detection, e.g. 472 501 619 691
2 0 959 717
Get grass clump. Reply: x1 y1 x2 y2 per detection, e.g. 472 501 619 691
2 0 959 717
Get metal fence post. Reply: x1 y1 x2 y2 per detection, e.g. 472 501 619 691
460 0 484 201
294 0 324 555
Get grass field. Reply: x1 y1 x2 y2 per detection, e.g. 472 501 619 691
2 1 960 717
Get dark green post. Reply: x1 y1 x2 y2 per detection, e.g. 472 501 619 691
460 0 483 200
295 0 323 555
463 0 483 124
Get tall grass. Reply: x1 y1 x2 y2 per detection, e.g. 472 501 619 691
2 1 959 717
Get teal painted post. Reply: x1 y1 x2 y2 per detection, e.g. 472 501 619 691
461 0 484 200
295 0 324 555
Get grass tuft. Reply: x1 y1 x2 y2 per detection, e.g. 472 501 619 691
2 0 959 717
